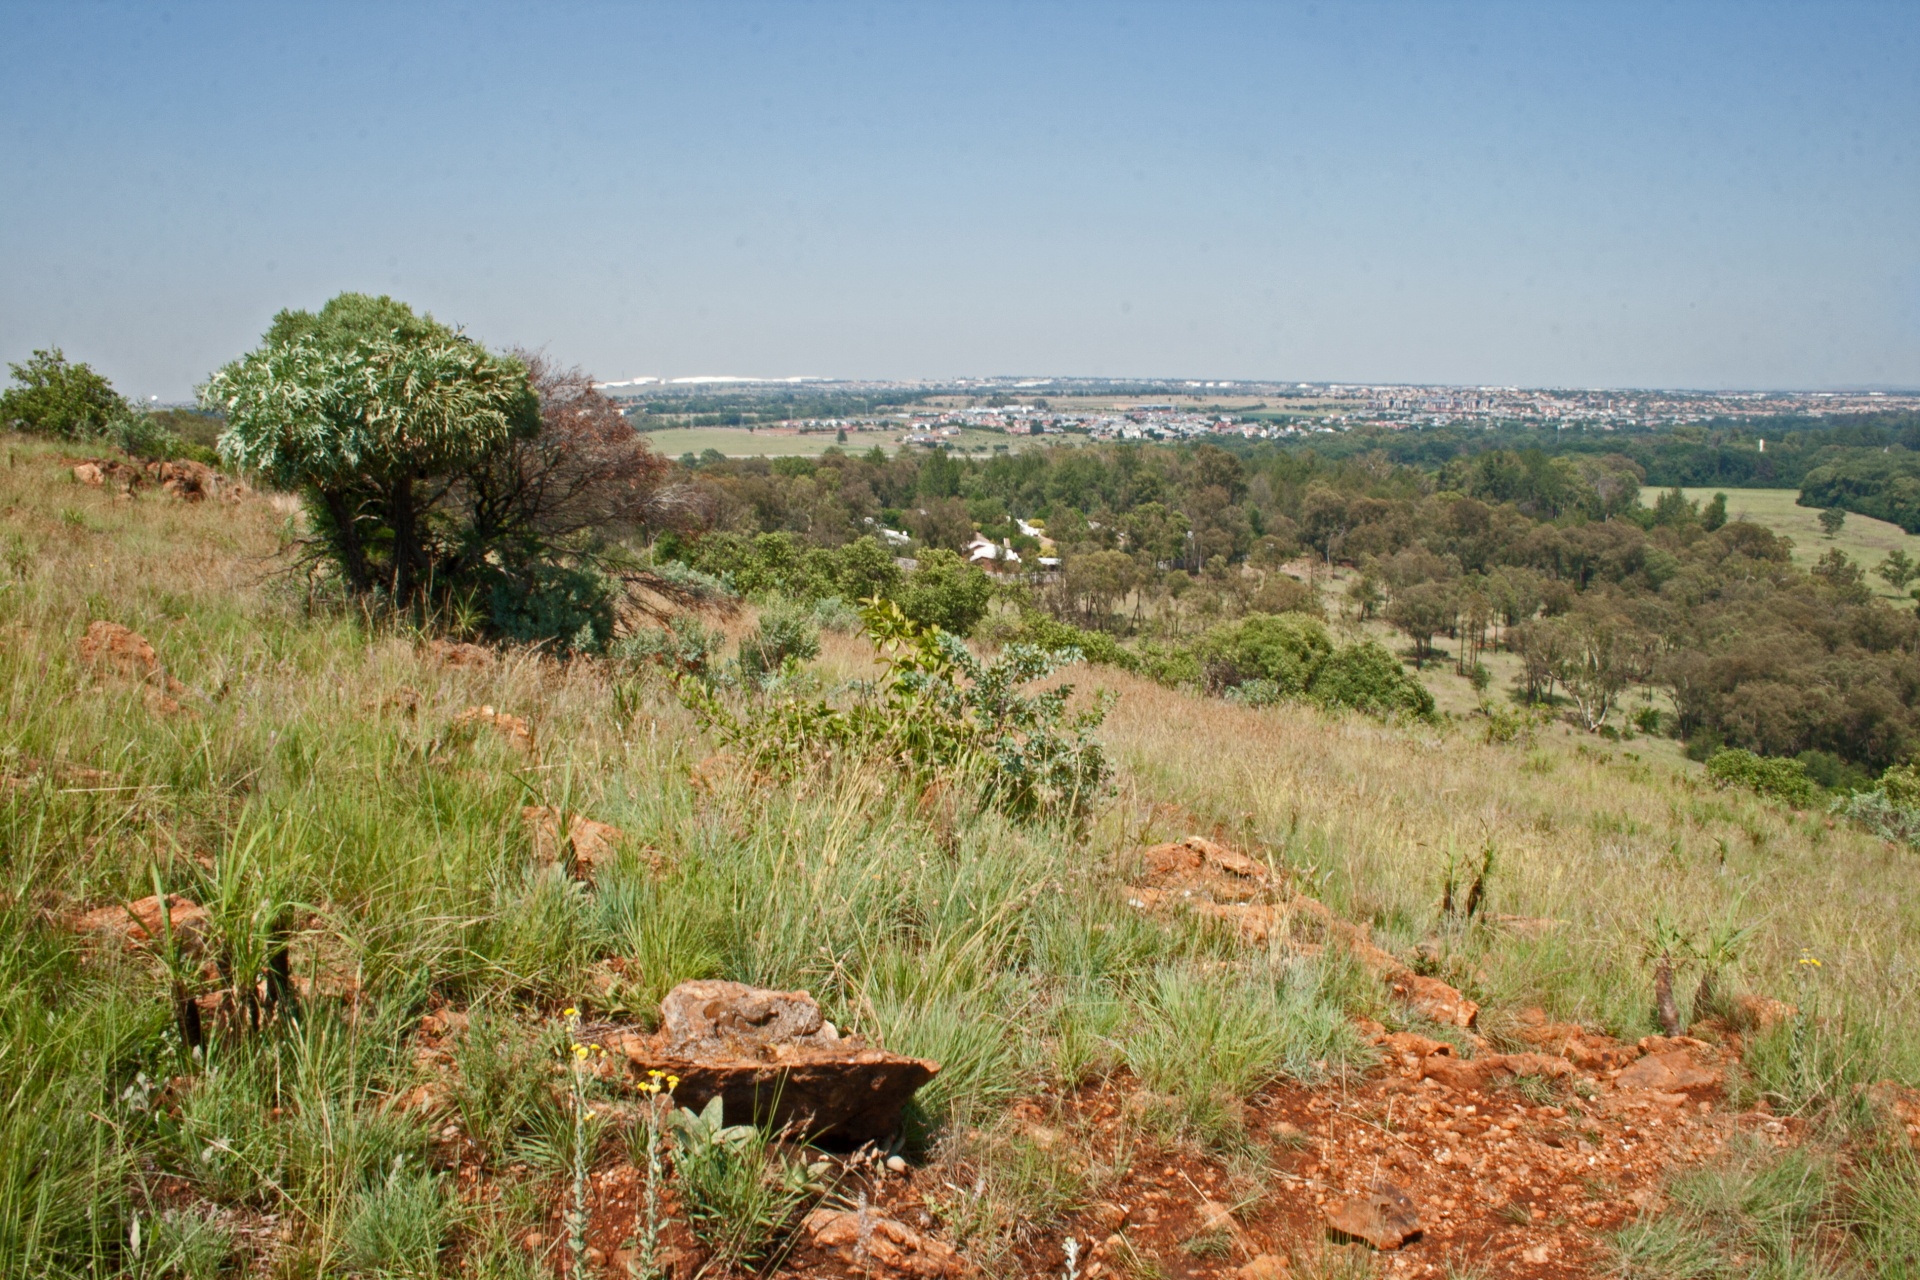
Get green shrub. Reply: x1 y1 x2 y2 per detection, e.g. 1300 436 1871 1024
485 561 614 654
614 615 722 679
1795 749 1872 793
1705 748 1819 808
1195 612 1332 695
737 601 821 683
807 594 863 634
1878 761 1920 808
1831 761 1920 844
895 548 994 636
668 1099 816 1270
674 531 900 604
1000 609 1137 671
1222 678 1283 708
0 347 129 438
692 598 1111 824
1309 640 1435 719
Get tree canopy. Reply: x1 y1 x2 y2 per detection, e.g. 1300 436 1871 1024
0 347 129 438
206 293 538 603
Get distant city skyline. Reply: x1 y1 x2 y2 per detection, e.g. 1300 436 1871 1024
3 1 1917 401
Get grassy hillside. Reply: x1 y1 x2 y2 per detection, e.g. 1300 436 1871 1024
4 435 1918 1278
1641 486 1920 598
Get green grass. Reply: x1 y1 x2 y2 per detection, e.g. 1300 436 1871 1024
1642 487 1920 598
5 433 1920 1275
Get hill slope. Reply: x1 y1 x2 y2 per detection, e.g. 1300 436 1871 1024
3 436 1917 1279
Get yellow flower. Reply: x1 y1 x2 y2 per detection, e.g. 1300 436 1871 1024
573 1044 589 1060
648 1069 664 1079
563 1007 578 1018
666 1075 680 1091
639 1080 660 1096
1798 950 1823 969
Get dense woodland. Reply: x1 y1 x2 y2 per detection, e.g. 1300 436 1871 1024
663 428 1920 774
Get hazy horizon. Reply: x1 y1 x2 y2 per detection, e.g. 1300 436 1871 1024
3 1 1917 401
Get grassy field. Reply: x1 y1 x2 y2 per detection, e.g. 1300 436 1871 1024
1643 486 1920 597
638 426 1044 459
4 435 1919 1277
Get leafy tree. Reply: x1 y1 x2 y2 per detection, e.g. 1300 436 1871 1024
905 496 975 553
1650 486 1697 528
1548 608 1643 733
1062 550 1137 627
1701 492 1728 532
1877 549 1917 592
1819 506 1847 537
893 549 994 636
206 293 538 604
0 348 129 438
1385 581 1455 667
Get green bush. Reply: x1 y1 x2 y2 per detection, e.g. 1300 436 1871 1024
737 602 821 682
674 532 899 604
1831 761 1920 844
1195 612 1332 695
1795 749 1873 793
999 609 1137 671
0 348 129 439
1705 748 1819 808
894 548 994 636
693 599 1110 823
614 615 722 678
485 561 614 654
1308 640 1435 719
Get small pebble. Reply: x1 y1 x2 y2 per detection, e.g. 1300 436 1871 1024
885 1154 908 1173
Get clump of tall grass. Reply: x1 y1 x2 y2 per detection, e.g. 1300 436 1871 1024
1125 958 1373 1148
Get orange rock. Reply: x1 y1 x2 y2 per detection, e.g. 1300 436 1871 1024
427 639 495 669
1863 1080 1920 1146
691 751 735 793
1512 1009 1635 1069
804 1207 965 1278
1420 1051 1571 1093
1235 1255 1290 1280
1728 994 1797 1032
1389 972 1479 1029
520 805 626 879
1325 1180 1421 1249
452 705 534 754
76 894 209 954
1616 1049 1723 1101
144 459 232 501
78 621 159 677
1381 1030 1454 1061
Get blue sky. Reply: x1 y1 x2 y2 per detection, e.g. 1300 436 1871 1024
2 1 1917 398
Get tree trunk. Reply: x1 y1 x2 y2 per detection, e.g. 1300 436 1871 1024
319 489 372 592
1654 955 1683 1036
390 473 419 605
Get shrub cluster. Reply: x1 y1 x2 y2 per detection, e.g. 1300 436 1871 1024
1705 748 1820 808
1 347 218 462
690 599 1111 824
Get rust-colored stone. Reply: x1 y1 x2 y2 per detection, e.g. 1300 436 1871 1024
803 1207 964 1278
1325 1180 1421 1249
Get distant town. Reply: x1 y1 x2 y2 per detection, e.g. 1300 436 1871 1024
601 376 1920 447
